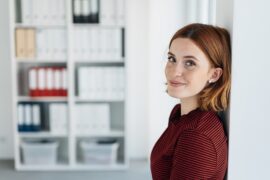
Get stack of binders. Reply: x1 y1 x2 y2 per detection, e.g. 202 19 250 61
28 67 67 97
49 103 68 135
36 29 67 60
78 66 125 100
16 28 67 60
73 28 123 61
73 0 99 23
74 103 110 135
17 104 41 132
99 0 125 26
72 0 125 25
20 0 66 25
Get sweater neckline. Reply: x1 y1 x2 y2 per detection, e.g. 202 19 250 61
169 103 202 124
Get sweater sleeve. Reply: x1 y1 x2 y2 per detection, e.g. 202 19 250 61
170 130 217 180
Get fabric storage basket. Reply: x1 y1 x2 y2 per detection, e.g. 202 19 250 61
80 139 119 165
21 140 59 165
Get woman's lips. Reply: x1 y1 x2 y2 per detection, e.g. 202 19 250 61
169 81 187 87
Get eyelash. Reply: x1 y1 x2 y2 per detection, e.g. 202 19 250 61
167 56 196 67
167 56 176 63
185 60 196 67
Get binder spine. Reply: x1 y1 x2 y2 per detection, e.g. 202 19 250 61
73 0 83 23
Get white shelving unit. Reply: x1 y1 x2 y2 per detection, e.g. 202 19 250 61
10 0 128 170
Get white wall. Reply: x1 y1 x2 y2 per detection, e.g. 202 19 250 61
0 0 13 159
227 0 270 179
147 0 186 156
215 0 233 28
125 0 149 159
215 1 233 179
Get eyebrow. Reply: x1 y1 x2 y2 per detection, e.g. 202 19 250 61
167 52 199 61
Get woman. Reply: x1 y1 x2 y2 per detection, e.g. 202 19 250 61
150 23 231 180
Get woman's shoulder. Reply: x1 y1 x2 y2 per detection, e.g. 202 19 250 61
178 107 227 140
196 110 225 131
168 104 227 137
194 110 228 145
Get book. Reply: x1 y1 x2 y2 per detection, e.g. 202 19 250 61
25 28 36 58
15 28 26 58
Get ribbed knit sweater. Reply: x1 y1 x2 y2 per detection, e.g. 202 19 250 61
150 104 228 180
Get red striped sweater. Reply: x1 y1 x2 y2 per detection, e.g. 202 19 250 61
150 104 228 180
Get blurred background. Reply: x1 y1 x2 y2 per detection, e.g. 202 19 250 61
0 0 270 179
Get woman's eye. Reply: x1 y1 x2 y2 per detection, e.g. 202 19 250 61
185 60 196 69
167 56 176 63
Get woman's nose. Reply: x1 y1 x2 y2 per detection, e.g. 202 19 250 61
171 63 184 77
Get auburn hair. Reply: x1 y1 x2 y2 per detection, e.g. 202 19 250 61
169 23 231 112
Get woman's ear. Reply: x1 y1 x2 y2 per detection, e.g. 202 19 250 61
209 67 223 83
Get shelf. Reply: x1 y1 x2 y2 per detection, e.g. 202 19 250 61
15 23 66 29
16 59 124 64
76 130 124 137
75 97 124 103
19 131 124 138
18 96 68 102
74 60 125 64
16 59 67 64
73 23 125 29
19 132 68 138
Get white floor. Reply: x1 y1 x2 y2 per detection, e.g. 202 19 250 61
0 159 152 180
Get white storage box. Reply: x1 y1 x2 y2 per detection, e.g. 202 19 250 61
21 140 59 165
80 140 119 165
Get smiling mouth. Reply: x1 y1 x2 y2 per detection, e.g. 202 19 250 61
169 81 187 87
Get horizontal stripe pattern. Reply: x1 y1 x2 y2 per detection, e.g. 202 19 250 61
151 104 228 180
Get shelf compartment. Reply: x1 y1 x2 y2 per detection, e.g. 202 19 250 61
19 137 69 168
76 130 124 137
74 59 125 64
17 63 68 97
16 59 67 63
18 96 68 102
75 97 124 103
74 101 125 133
75 65 125 101
76 137 126 167
15 23 66 29
19 132 68 138
72 23 125 29
15 0 66 26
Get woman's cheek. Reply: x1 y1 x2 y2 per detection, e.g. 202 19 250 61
165 65 169 79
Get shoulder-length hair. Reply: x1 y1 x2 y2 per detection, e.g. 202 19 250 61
169 23 231 112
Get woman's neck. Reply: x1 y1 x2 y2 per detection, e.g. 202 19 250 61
180 96 199 116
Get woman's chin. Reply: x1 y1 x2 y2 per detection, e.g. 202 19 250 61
167 90 184 99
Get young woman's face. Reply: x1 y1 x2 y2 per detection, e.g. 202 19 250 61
165 38 216 100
